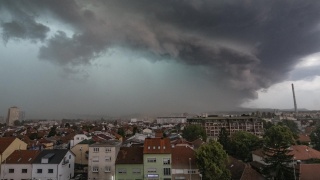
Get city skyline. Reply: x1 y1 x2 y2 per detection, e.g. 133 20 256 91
0 1 320 119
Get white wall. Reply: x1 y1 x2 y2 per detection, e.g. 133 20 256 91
1 164 32 180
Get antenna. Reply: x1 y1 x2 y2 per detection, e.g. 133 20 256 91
291 83 298 117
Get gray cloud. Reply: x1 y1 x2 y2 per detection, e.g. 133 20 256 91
2 0 320 110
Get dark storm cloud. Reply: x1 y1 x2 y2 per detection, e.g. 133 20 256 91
2 0 320 103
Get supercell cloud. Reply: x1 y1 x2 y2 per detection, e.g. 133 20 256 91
1 0 320 114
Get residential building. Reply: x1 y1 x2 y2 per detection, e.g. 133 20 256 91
0 150 40 180
32 149 75 180
88 140 122 180
187 116 264 140
0 137 27 176
70 134 92 148
6 106 20 126
143 138 172 180
71 139 95 167
171 145 200 180
115 147 144 180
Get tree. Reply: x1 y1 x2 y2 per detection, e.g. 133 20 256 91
48 126 57 137
218 127 230 152
182 124 207 141
117 128 125 138
262 125 295 180
229 131 262 162
29 132 38 140
14 120 21 126
310 126 320 150
196 140 231 180
65 123 70 128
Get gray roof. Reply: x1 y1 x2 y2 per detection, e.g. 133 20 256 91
32 149 70 164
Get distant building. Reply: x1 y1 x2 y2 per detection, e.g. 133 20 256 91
187 116 264 140
156 117 187 124
6 106 20 126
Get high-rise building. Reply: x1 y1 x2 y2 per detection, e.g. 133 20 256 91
6 106 20 126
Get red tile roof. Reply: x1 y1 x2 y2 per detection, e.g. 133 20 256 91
0 137 16 154
171 145 196 169
5 150 40 164
143 138 171 154
240 165 264 180
116 147 143 164
298 134 311 143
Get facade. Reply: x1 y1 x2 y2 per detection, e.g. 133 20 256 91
156 117 187 125
115 147 144 180
187 116 264 140
171 145 200 180
143 138 172 180
70 134 92 148
71 139 95 166
88 140 122 180
6 106 20 126
32 149 75 180
0 137 28 176
0 150 40 180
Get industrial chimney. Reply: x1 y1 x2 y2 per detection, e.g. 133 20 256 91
291 83 298 116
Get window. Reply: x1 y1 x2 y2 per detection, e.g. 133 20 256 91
92 167 99 172
118 168 127 174
147 168 156 173
93 147 99 152
105 166 111 172
105 156 111 161
37 169 42 173
188 170 196 174
93 156 99 162
69 155 71 159
9 169 14 173
132 168 141 174
22 169 27 173
163 168 171 175
48 169 53 173
147 158 156 163
76 137 79 140
105 147 112 153
163 158 171 165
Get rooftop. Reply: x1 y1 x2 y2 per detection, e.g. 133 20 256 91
0 137 16 153
32 149 70 164
5 150 40 164
116 147 143 164
143 138 171 154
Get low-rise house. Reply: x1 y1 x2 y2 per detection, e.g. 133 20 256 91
32 149 75 180
70 134 92 148
1 150 40 180
115 147 144 180
0 137 27 174
172 145 200 180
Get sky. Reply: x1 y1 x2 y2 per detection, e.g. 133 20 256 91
0 0 320 119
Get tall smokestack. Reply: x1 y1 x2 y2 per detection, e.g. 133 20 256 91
291 83 298 116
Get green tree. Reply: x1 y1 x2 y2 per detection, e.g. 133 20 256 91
182 124 207 141
65 123 70 128
262 125 295 180
14 120 21 126
196 140 231 180
48 126 57 137
29 132 38 140
229 131 262 162
117 128 125 138
310 126 320 150
262 120 274 130
218 127 230 152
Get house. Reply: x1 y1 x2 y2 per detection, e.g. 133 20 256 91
115 147 144 180
171 145 201 180
88 139 122 180
70 134 91 148
0 150 40 180
71 139 96 167
32 149 75 180
143 138 172 180
298 164 320 180
0 137 27 175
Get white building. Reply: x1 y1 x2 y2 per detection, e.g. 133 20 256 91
6 106 20 126
1 150 40 180
156 117 187 124
88 140 122 180
70 134 92 148
32 149 75 180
